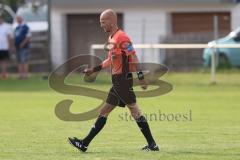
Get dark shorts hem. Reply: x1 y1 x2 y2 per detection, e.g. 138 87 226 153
106 74 136 107
0 50 10 60
106 87 136 107
17 48 29 63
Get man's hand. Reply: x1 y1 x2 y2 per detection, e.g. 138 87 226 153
19 43 25 49
83 68 94 76
139 79 148 90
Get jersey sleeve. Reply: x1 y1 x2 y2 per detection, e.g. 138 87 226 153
117 34 136 56
117 34 141 72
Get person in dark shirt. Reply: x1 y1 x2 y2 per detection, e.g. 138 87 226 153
14 15 31 79
68 9 159 152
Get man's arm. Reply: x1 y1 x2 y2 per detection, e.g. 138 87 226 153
20 37 31 49
6 25 15 53
20 27 31 49
121 38 148 90
129 53 148 90
84 53 111 75
7 34 15 53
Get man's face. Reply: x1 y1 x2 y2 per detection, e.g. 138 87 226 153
16 16 23 24
100 16 111 33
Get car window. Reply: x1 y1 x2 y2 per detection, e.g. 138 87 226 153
17 5 47 22
234 32 240 42
236 29 240 36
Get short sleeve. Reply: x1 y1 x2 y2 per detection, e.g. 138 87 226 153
26 27 31 38
117 34 136 56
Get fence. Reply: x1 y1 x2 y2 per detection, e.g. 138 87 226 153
91 43 240 83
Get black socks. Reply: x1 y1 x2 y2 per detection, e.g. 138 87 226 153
82 116 107 146
82 115 155 147
136 116 155 145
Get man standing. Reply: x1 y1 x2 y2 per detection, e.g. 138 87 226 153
14 15 31 79
0 14 13 79
68 9 159 152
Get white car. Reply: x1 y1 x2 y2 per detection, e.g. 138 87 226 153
13 3 48 33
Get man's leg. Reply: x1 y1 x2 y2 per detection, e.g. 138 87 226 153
68 103 115 152
23 63 29 78
82 103 115 146
18 64 24 79
127 103 159 151
0 60 8 79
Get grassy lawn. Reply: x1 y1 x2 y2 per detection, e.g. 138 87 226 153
0 71 240 160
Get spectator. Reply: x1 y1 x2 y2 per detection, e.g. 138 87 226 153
14 15 31 79
0 14 14 80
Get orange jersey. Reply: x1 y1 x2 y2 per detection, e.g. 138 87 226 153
101 29 138 75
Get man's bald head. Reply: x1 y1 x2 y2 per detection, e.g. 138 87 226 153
100 9 117 25
100 9 118 34
16 15 24 24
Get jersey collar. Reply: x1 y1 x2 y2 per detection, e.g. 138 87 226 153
110 28 120 39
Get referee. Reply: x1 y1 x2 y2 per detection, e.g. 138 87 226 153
68 9 159 152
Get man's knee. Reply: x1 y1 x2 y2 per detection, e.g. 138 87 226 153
127 103 139 111
99 103 115 117
127 103 141 119
99 108 109 117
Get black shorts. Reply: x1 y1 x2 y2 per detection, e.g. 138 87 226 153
106 73 136 107
0 50 10 60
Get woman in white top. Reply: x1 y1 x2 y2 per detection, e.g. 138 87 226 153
0 15 14 79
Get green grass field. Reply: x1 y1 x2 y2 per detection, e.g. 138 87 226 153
0 71 240 160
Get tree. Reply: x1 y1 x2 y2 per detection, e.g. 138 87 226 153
0 0 25 12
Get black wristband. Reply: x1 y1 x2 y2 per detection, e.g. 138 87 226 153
93 65 102 72
137 71 144 80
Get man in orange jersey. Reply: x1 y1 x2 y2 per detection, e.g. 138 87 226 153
68 9 159 152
